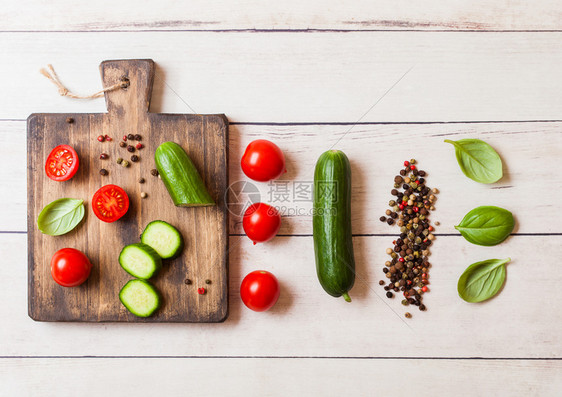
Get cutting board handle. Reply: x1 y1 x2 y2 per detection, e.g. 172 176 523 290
99 59 155 115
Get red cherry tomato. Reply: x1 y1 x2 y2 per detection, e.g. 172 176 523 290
45 144 79 182
92 184 129 223
241 139 286 182
51 248 92 287
243 203 281 244
240 270 280 312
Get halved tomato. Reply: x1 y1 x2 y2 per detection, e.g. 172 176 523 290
92 185 129 223
45 144 79 182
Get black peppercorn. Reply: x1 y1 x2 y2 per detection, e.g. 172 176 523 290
139 177 145 184
418 170 426 177
150 169 159 176
419 304 426 311
127 134 134 140
391 189 398 196
127 145 135 153
386 291 393 298
184 279 191 285
379 280 385 285
205 279 211 285
66 117 74 124
380 216 386 222
131 155 139 162
134 134 142 141
99 168 108 176
119 141 127 148
386 218 394 225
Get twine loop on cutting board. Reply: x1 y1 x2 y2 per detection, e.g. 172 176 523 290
40 64 130 99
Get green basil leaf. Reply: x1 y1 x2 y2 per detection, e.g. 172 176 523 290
455 206 514 246
458 258 510 303
37 198 85 236
444 138 503 183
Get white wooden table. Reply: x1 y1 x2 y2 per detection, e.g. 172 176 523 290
1 1 561 395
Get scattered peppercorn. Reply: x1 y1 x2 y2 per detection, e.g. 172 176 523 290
141 192 147 199
139 177 145 184
116 157 123 164
121 160 129 167
135 143 143 150
184 279 192 285
379 280 385 285
123 135 128 141
127 134 134 140
405 312 412 318
66 117 74 124
100 153 108 160
119 141 127 148
150 169 159 177
379 159 438 316
134 134 142 141
104 135 112 141
97 135 105 142
198 287 206 295
131 155 139 162
127 145 135 153
99 168 108 176
205 279 211 285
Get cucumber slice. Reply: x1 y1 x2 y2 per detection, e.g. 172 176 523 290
141 220 184 259
119 243 162 279
119 279 160 317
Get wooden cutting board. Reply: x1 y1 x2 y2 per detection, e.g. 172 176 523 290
27 59 229 322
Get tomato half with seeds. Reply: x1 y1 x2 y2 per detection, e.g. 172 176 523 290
45 144 79 182
92 184 129 223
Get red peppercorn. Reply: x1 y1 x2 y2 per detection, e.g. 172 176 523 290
404 161 409 166
410 165 416 170
422 286 428 292
104 134 112 141
404 292 409 297
428 226 434 232
97 135 105 142
399 204 405 210
197 287 206 295
413 206 419 212
398 257 404 262
422 273 427 278
407 280 412 285
123 135 127 141
136 143 143 150
415 180 420 184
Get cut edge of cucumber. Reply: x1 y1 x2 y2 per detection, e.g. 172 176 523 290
141 220 184 259
119 279 161 318
119 243 162 280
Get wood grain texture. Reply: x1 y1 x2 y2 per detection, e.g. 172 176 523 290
27 59 229 322
2 0 562 31
3 233 561 357
2 358 562 397
2 32 562 122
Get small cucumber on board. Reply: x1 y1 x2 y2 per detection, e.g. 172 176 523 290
155 141 215 207
141 220 184 259
313 150 355 302
119 243 162 279
119 279 161 318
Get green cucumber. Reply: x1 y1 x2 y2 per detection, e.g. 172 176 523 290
119 279 161 317
155 141 215 207
141 220 183 259
119 243 162 279
313 150 355 302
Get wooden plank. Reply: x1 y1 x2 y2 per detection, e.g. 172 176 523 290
1 233 560 357
2 32 562 121
27 60 228 322
1 358 561 396
4 120 561 233
2 0 562 31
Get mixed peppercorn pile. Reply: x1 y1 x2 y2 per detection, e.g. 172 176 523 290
378 159 439 318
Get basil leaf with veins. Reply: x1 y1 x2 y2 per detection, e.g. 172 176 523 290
444 138 503 184
37 198 85 236
458 258 510 303
455 206 514 246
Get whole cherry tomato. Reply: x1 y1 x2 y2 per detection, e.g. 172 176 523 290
240 270 280 312
241 139 286 182
51 248 92 287
243 203 281 244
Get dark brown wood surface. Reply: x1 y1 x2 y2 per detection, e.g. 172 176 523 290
27 59 229 322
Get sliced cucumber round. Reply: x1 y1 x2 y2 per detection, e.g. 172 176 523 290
119 243 162 279
119 279 161 318
141 220 184 259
